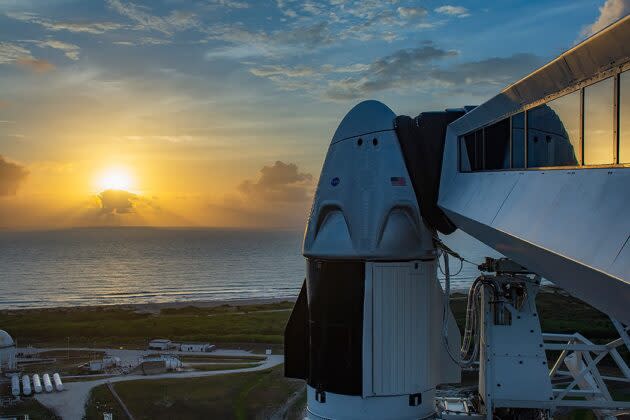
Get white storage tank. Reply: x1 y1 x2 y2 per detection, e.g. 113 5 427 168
53 372 63 391
22 375 32 396
163 356 182 370
11 374 20 397
32 374 43 393
43 373 53 392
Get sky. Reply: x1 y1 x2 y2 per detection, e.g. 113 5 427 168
0 0 627 229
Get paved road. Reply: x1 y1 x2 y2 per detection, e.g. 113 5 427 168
31 350 283 420
20 347 257 366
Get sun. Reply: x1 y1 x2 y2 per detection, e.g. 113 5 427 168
96 166 134 191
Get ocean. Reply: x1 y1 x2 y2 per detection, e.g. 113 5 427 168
0 227 500 309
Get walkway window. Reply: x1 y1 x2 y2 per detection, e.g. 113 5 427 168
527 90 580 167
460 129 483 171
511 113 525 168
584 77 614 165
620 71 630 163
484 118 510 169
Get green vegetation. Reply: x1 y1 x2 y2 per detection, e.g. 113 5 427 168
0 398 60 420
84 382 127 420
0 301 295 349
84 365 304 420
0 289 619 358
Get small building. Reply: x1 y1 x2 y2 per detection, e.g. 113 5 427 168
148 339 179 351
88 356 121 372
133 355 182 375
0 330 17 373
180 343 215 353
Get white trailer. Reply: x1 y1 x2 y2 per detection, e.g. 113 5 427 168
32 373 42 393
11 374 20 397
179 343 215 352
21 375 32 396
42 373 53 392
53 372 63 391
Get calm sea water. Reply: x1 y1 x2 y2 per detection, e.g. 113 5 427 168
0 227 500 309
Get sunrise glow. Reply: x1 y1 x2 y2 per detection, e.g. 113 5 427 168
96 167 134 192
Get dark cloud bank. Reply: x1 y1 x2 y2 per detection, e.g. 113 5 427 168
0 155 28 196
238 160 313 203
98 189 137 214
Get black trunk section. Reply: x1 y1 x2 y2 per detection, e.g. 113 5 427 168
284 260 365 396
284 279 309 379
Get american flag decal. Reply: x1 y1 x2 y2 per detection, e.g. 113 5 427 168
390 177 406 186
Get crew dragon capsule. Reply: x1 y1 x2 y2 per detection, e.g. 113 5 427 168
285 100 464 419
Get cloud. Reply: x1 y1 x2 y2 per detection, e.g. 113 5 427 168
434 5 470 17
0 42 31 64
6 12 124 34
98 189 137 214
250 65 316 78
273 22 334 48
206 21 334 59
106 0 198 35
324 44 459 99
0 41 60 71
113 37 173 46
16 57 55 73
238 161 313 203
213 0 250 9
0 155 28 196
32 40 81 60
581 0 629 37
429 53 544 89
397 7 428 19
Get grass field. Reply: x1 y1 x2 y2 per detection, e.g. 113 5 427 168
0 288 620 352
84 365 304 420
0 301 295 349
0 398 60 420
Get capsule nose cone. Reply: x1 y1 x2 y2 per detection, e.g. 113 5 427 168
331 100 396 144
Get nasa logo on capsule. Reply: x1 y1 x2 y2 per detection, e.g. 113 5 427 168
331 177 340 187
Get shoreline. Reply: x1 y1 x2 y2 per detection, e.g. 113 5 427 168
0 296 298 314
0 285 570 313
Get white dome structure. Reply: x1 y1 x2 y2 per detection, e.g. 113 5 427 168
0 329 17 372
